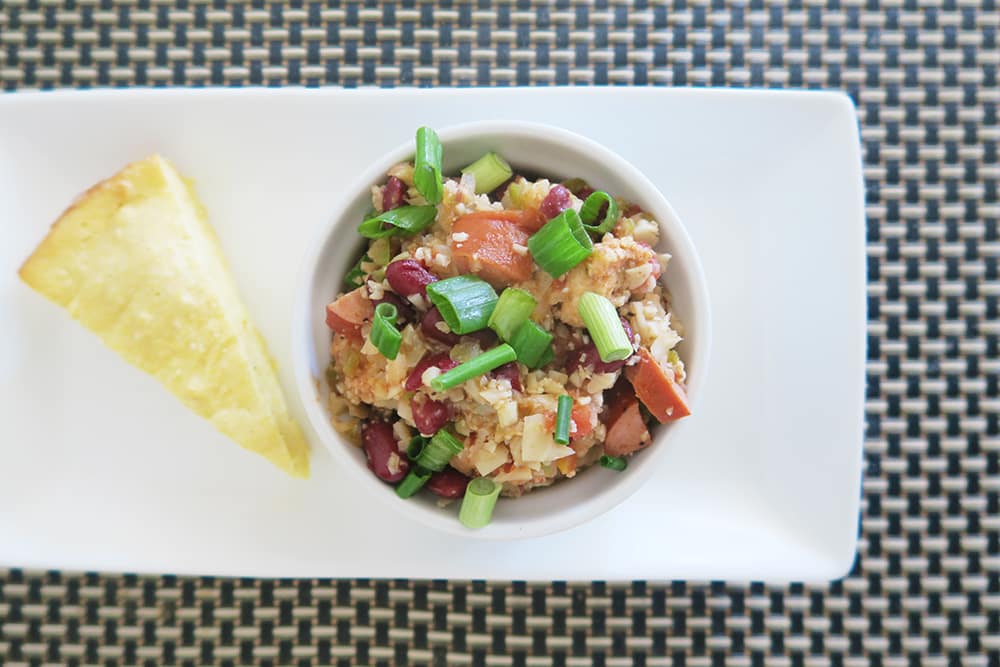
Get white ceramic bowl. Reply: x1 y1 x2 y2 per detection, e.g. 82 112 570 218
293 121 711 540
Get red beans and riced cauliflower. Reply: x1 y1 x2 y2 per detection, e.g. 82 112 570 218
323 128 692 529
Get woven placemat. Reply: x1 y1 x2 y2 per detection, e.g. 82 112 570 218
1 1 997 666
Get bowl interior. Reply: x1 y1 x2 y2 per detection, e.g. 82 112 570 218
296 122 710 540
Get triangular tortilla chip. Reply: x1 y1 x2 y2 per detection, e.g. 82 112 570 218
19 155 310 478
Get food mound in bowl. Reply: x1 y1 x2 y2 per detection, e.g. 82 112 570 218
324 127 692 529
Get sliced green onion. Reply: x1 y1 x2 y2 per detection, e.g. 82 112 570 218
358 205 437 239
407 435 429 460
425 275 498 335
461 152 513 194
344 254 368 289
459 477 502 529
415 429 465 472
370 302 402 360
527 209 593 278
599 455 628 471
536 345 554 368
508 320 553 369
577 292 633 363
554 395 573 445
430 344 517 392
579 191 620 235
414 127 443 205
396 467 432 498
488 288 538 341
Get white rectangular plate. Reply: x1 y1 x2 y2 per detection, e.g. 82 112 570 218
0 87 865 582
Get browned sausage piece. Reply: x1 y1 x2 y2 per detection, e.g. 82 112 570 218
325 287 373 341
602 378 651 457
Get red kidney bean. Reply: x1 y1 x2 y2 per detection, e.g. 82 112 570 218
566 346 600 375
464 328 498 350
411 395 451 435
386 260 437 298
595 347 628 373
565 180 594 199
372 291 415 326
361 421 409 483
569 345 618 374
405 353 459 392
382 176 407 212
567 318 637 375
420 307 461 345
539 184 572 220
623 202 643 217
491 361 523 393
426 468 470 499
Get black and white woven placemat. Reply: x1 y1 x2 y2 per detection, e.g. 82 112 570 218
1 2 997 665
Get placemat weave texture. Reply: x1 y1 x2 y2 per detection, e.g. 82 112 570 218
1 1 998 666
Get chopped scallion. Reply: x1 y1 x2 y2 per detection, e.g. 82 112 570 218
577 292 633 363
425 275 498 334
508 320 553 369
358 205 437 239
344 254 368 289
487 288 538 341
579 191 620 235
396 467 432 498
414 429 465 472
370 302 403 360
554 395 573 445
429 344 517 392
527 209 593 278
536 345 554 368
600 455 628 471
458 477 502 529
461 152 513 194
414 127 443 205
407 435 429 460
